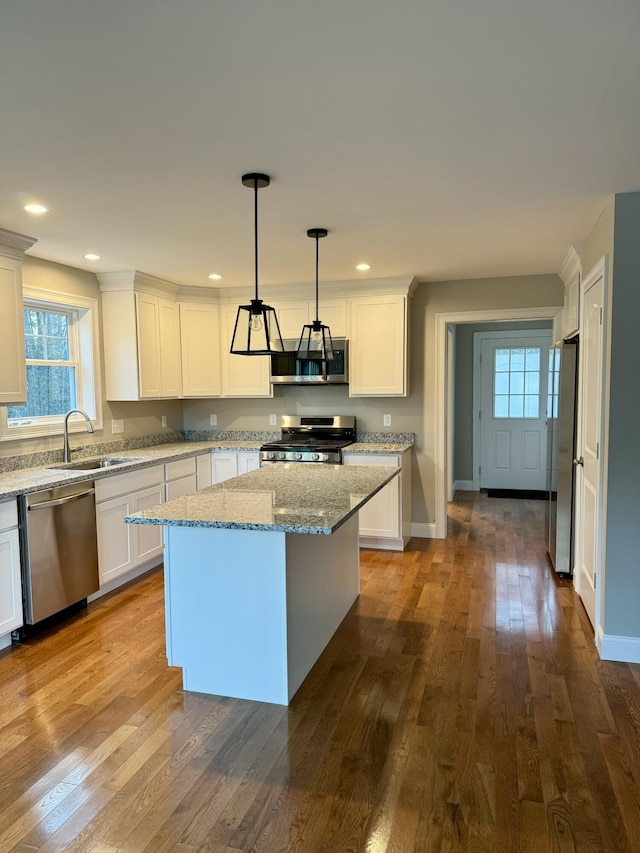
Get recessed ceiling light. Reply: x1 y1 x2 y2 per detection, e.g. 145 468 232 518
356 263 371 271
84 253 101 261
208 273 222 280
24 203 48 214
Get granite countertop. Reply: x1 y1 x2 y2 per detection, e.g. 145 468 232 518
344 442 412 454
126 463 400 535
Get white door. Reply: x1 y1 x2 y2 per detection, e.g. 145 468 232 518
479 330 552 490
575 260 607 628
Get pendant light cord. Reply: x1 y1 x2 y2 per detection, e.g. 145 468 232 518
253 179 259 303
314 234 319 322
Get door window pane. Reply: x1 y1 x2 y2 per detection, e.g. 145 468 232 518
494 346 541 419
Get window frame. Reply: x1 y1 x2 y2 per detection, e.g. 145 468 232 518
0 287 103 442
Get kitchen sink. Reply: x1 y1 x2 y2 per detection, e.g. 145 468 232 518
47 456 141 471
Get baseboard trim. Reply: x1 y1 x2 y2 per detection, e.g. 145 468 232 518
453 480 474 494
597 627 640 663
0 633 12 651
410 522 437 539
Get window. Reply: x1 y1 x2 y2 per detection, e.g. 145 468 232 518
493 346 541 419
0 288 102 441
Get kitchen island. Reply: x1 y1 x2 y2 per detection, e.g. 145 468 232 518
126 463 400 705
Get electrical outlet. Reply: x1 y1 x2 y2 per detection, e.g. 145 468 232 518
383 414 392 427
269 413 277 426
161 415 167 428
209 414 217 426
111 419 124 434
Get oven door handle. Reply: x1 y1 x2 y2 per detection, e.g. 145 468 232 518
27 488 95 511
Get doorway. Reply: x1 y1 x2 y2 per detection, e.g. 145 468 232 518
435 307 560 539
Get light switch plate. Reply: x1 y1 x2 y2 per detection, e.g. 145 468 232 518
161 415 167 428
209 414 217 426
111 419 124 434
383 414 392 426
269 414 277 426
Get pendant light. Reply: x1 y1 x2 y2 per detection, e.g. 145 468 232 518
230 173 284 355
296 228 335 363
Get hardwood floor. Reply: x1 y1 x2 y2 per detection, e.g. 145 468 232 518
1 491 639 851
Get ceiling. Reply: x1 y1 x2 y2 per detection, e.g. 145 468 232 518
1 1 639 290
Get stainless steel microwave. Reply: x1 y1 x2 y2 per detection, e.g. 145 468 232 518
270 339 348 385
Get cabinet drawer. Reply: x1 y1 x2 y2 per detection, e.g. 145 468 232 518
343 453 400 468
0 500 18 532
165 457 197 481
95 464 164 503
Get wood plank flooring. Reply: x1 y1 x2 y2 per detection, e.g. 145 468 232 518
1 490 640 851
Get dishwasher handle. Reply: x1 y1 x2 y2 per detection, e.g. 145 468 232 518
27 487 95 511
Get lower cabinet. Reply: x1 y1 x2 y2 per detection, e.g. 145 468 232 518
343 450 412 550
95 465 165 586
0 500 22 640
165 457 197 501
211 450 260 484
196 453 212 490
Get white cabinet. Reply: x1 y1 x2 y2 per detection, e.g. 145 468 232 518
343 450 412 550
95 465 165 585
0 229 36 405
276 298 348 340
348 294 408 396
180 302 221 397
562 270 580 339
220 304 273 397
0 500 22 640
211 450 261 483
101 287 181 400
196 453 212 490
165 457 197 501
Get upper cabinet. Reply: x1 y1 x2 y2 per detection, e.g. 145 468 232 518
219 303 273 397
559 245 582 341
180 301 221 397
276 298 348 340
99 272 181 400
0 229 37 406
348 292 409 396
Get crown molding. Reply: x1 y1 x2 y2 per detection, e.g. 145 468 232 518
558 244 583 285
0 227 37 260
97 271 419 303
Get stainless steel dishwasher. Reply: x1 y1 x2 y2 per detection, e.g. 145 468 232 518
19 480 99 625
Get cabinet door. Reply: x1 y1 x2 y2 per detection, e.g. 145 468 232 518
136 293 162 398
180 302 221 397
212 452 238 483
220 305 273 397
343 454 401 539
132 484 164 565
0 528 22 635
165 474 197 501
563 271 580 339
158 297 181 397
0 255 27 405
276 301 309 340
318 298 348 338
349 294 407 396
96 493 135 584
196 454 212 490
237 452 260 475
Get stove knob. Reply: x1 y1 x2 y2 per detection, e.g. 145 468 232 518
312 453 319 461
267 451 275 460
322 453 330 461
295 452 303 460
278 452 286 460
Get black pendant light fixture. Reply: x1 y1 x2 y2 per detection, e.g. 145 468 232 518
296 228 335 363
230 173 284 356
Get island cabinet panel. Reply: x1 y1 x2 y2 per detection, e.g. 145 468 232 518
95 465 165 586
180 302 221 397
219 304 273 397
348 294 408 396
163 514 360 705
0 501 22 642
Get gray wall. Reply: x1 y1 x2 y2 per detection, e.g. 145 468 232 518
453 319 553 483
599 192 640 638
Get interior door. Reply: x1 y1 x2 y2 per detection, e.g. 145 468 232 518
575 261 606 628
479 331 552 490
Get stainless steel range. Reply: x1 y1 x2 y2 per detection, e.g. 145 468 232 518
260 415 356 465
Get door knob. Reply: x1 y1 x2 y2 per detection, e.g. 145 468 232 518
573 456 584 467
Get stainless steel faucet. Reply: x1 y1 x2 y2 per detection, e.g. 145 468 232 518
63 408 95 462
